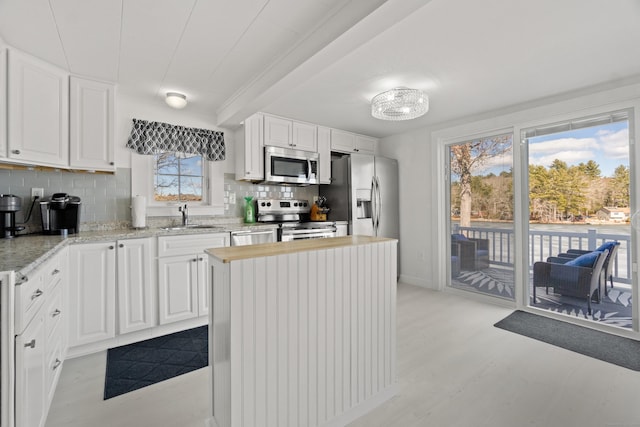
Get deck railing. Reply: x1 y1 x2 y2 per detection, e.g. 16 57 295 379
457 225 632 284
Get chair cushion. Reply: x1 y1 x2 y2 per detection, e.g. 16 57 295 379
565 251 601 268
596 241 617 252
451 233 468 241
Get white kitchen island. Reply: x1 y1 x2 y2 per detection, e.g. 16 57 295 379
206 236 398 427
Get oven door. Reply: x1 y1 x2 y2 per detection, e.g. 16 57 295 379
264 146 319 185
280 227 336 242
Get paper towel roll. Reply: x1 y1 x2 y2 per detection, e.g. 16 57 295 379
131 195 146 228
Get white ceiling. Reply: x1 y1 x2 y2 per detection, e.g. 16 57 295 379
1 0 640 138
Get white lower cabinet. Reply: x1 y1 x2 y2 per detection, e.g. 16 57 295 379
157 233 229 325
68 242 116 347
116 238 155 334
15 313 46 427
14 247 68 427
68 238 155 348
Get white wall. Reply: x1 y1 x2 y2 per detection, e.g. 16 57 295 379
380 80 640 292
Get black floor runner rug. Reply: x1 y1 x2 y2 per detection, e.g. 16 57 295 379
104 325 208 399
495 310 640 371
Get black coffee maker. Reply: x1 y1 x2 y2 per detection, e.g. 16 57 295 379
0 194 25 238
40 193 81 235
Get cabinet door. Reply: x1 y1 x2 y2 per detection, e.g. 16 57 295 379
354 135 377 154
7 49 69 167
236 113 264 180
330 129 356 153
158 254 199 324
197 256 209 317
292 121 317 151
264 115 292 148
317 126 331 184
67 243 116 347
0 47 6 158
117 238 155 334
69 76 115 171
15 313 47 427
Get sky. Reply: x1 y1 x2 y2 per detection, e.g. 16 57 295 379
467 121 629 177
528 121 629 177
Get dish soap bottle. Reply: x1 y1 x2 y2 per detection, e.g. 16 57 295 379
244 196 255 223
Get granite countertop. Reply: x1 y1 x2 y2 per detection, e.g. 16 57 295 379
0 222 278 277
206 235 396 263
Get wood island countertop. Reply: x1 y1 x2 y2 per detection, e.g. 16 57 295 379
205 235 396 263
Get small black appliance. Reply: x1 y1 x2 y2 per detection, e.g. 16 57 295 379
40 193 81 235
0 194 25 238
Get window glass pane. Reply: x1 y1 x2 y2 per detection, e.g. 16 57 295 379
448 133 515 301
180 176 203 202
153 152 204 202
156 153 179 175
155 175 179 201
180 155 202 176
526 115 632 329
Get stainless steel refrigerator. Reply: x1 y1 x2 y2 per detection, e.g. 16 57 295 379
321 153 399 240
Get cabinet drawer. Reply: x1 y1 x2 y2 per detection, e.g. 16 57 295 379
42 253 64 291
45 284 63 343
15 270 44 335
158 233 230 257
46 337 64 402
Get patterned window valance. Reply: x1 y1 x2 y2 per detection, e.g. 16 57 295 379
126 118 225 161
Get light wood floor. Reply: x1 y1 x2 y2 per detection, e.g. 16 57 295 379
46 283 640 427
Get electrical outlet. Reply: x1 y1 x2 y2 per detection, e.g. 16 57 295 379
31 188 44 199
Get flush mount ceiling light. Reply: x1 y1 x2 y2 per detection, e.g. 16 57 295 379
165 92 188 109
371 87 428 121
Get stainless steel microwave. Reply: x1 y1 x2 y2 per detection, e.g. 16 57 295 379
263 146 319 185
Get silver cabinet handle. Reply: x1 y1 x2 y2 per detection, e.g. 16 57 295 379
12 149 20 155
110 161 114 166
52 309 61 317
51 269 60 276
31 289 43 300
24 339 36 348
109 245 114 250
52 359 62 370
119 243 124 248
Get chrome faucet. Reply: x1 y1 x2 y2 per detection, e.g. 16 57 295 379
179 204 189 226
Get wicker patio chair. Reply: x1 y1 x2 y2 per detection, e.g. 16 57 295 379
557 241 620 296
533 249 608 315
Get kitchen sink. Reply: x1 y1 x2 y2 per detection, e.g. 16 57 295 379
160 224 225 231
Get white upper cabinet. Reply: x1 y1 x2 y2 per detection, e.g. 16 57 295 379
264 115 292 149
354 134 377 154
264 114 317 152
330 129 355 153
69 76 116 171
7 49 69 167
330 129 376 154
292 120 317 151
317 126 331 184
236 113 264 181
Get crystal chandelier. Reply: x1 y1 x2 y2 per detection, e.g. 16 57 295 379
371 87 429 121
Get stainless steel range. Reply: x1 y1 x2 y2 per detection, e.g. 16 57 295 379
256 198 336 241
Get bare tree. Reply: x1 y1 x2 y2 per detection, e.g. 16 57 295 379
450 134 512 227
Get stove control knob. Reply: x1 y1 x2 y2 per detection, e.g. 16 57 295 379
261 202 266 206
303 202 308 207
267 202 271 207
294 202 298 207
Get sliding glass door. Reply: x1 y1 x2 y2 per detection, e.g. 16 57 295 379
525 110 633 330
448 133 515 301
